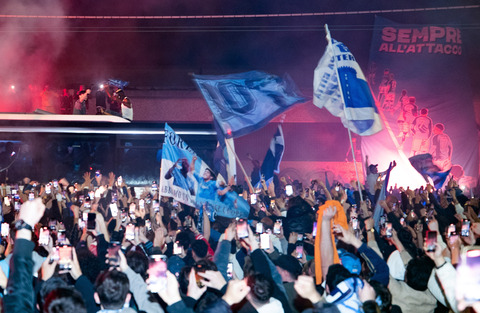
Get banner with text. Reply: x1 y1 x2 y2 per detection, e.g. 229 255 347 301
362 16 478 188
159 124 250 219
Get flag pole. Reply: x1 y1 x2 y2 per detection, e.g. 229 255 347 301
224 138 255 194
324 24 364 202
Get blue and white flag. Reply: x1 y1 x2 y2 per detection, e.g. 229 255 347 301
373 162 394 232
193 71 305 138
409 153 451 189
213 120 236 185
160 124 249 219
254 125 285 188
107 79 129 89
313 36 382 136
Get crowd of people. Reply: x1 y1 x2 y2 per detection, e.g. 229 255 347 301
0 166 479 313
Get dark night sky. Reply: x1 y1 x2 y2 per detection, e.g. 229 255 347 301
0 0 479 95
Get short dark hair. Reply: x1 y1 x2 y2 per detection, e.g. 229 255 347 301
38 277 68 311
405 257 434 291
95 269 130 309
126 250 149 280
44 287 86 313
247 273 274 303
369 280 392 313
191 239 208 259
326 264 354 292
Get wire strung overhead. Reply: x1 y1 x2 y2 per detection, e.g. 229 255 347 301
0 5 478 21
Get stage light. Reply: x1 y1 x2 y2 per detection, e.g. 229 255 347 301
460 185 466 191
99 84 104 90
10 85 15 90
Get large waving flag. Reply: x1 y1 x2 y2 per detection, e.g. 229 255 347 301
193 71 305 138
409 154 451 189
313 32 382 136
253 125 285 188
160 124 249 219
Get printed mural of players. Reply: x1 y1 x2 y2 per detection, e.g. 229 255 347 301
164 158 196 196
190 155 231 220
382 73 397 112
411 108 433 156
377 68 391 105
430 123 453 171
397 96 418 145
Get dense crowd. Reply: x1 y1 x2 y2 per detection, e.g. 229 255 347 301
0 167 479 313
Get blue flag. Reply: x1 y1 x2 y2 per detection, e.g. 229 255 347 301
409 153 451 189
213 120 236 185
107 79 129 89
373 162 394 232
160 124 249 219
193 71 305 138
313 37 382 136
254 125 285 188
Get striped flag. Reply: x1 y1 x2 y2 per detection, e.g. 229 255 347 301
314 37 382 136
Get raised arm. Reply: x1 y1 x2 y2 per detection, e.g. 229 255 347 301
320 205 336 281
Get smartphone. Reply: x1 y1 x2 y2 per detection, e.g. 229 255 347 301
312 222 317 237
14 202 21 211
447 224 456 238
53 180 58 189
426 230 437 252
28 192 35 201
117 176 123 186
296 243 304 259
236 219 249 239
173 241 182 255
273 220 282 234
46 184 52 194
58 245 73 270
351 217 359 230
110 203 118 217
50 246 60 262
457 248 480 305
400 217 405 227
462 220 471 237
194 263 206 288
107 241 121 263
250 194 257 205
380 216 386 226
88 191 95 200
125 223 135 240
151 182 158 191
1 223 9 237
227 262 233 279
49 220 57 230
57 230 67 245
129 204 136 215
385 222 393 238
147 256 168 292
260 233 270 250
87 213 96 230
256 222 263 234
78 220 85 229
4 197 10 207
95 170 101 177
270 199 275 209
285 185 293 196
145 219 152 231
153 200 160 212
39 227 50 245
139 199 145 209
